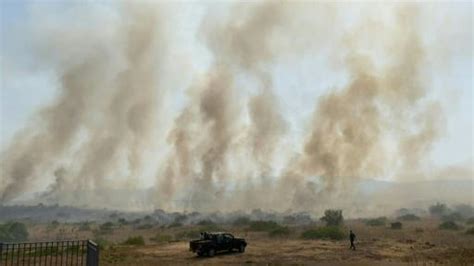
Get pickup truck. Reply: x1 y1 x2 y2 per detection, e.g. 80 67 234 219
189 232 247 257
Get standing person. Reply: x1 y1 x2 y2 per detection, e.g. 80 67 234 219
349 230 356 250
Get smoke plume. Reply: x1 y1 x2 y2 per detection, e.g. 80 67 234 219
1 2 467 214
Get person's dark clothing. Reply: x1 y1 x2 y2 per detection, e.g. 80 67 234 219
349 231 356 250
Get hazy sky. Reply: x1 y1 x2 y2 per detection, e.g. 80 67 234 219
1 0 472 188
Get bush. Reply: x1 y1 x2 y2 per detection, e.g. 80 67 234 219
78 222 91 231
320 210 343 227
301 227 344 240
167 222 182 228
118 218 128 225
150 233 173 243
439 221 460 230
391 222 402 229
466 217 474 225
232 217 250 226
268 226 291 237
466 227 474 235
99 222 114 234
196 220 215 226
122 236 145 246
365 217 387 226
0 222 29 242
247 221 281 232
441 212 464 222
397 214 421 221
136 224 153 230
93 237 109 248
429 202 449 217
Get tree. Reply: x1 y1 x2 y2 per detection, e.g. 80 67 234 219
429 202 448 217
0 222 29 242
320 209 344 226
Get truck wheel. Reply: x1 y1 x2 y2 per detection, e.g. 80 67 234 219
197 251 204 257
208 249 215 257
239 244 245 253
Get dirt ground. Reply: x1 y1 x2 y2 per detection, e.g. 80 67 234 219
23 219 474 265
100 238 473 265
96 221 474 265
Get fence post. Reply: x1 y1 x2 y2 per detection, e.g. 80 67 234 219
87 240 99 266
0 242 3 264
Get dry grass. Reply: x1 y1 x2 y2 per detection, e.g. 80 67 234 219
25 219 474 265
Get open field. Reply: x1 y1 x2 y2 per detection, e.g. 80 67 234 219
17 218 474 265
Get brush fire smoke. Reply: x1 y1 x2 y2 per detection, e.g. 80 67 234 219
0 2 471 214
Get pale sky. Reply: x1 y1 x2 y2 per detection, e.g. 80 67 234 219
1 1 472 187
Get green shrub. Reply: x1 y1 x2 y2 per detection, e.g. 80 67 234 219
391 222 402 229
441 212 464 222
320 210 343 227
233 217 251 226
268 226 290 237
397 214 421 221
429 202 449 217
117 218 128 225
466 227 474 235
365 217 387 226
439 221 460 230
466 217 474 225
150 233 173 242
99 222 114 234
196 220 214 226
199 223 222 232
301 226 344 240
92 237 109 248
0 222 29 242
78 222 91 231
136 224 153 230
122 236 145 246
167 222 182 228
247 221 280 232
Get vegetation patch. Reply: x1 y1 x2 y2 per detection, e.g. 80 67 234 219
320 210 344 227
365 217 387 226
0 222 29 242
390 222 402 229
79 222 91 231
232 217 251 226
441 212 464 222
466 217 474 225
268 226 291 237
167 222 183 228
301 226 344 240
247 221 281 232
136 224 153 230
150 233 173 243
439 221 460 230
466 227 474 235
122 236 145 246
93 237 110 249
397 214 421 221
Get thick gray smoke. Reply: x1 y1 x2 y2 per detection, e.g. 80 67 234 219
1 3 166 206
1 2 468 214
155 2 288 211
275 6 446 212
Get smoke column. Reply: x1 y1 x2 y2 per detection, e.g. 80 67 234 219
1 3 166 206
1 2 463 213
